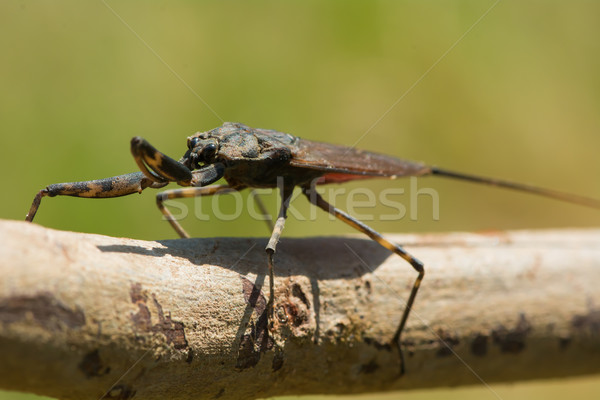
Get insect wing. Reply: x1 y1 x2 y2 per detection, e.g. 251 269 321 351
287 138 432 184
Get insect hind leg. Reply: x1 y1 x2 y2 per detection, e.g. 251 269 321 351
302 185 424 375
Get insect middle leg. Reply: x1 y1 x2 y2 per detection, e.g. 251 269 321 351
302 184 424 375
265 186 295 325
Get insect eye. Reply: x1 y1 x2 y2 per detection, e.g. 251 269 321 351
188 137 200 149
202 142 217 159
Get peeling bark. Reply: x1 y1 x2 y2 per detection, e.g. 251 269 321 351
0 220 599 399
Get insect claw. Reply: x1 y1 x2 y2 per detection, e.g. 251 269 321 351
25 189 49 222
131 136 193 185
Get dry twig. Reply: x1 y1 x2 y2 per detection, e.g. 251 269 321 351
0 220 599 399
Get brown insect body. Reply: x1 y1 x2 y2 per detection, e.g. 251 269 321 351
184 122 432 188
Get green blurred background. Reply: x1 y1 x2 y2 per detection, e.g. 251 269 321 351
1 1 599 399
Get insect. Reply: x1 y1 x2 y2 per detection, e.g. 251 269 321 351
25 122 600 373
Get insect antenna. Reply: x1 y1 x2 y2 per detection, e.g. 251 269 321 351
431 167 600 210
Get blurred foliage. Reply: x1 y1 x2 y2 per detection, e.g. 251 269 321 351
1 1 599 399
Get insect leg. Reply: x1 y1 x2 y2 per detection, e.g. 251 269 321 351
153 163 228 237
156 185 237 238
251 190 275 232
265 186 295 325
26 172 168 222
302 184 424 375
130 136 193 185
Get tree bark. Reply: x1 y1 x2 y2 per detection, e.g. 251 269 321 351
0 219 599 400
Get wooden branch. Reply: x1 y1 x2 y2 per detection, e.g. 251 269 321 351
1 219 599 399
